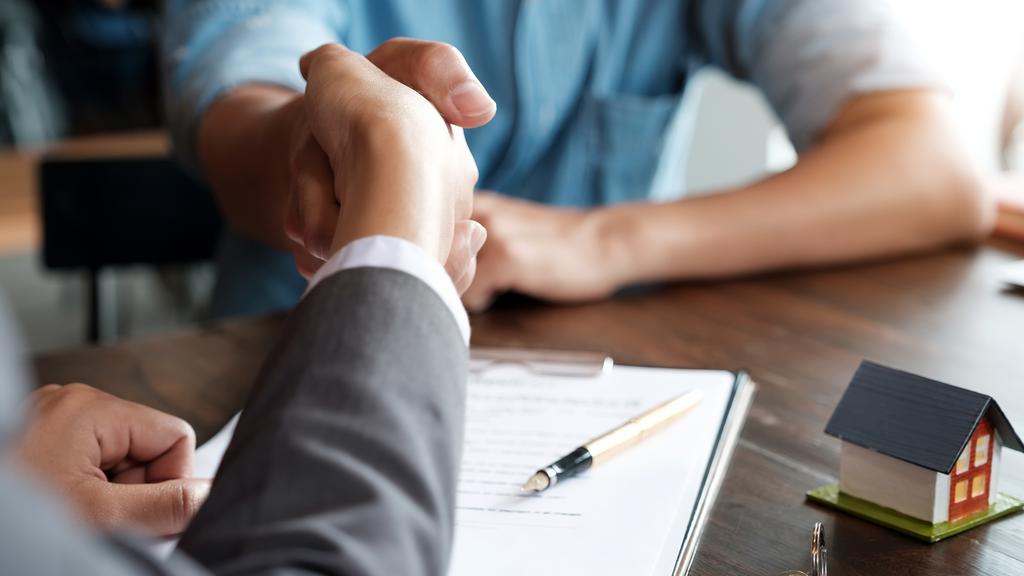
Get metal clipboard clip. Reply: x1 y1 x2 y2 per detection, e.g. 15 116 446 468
469 347 614 378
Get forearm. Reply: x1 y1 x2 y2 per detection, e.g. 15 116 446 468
179 269 466 576
197 85 301 250
601 92 994 285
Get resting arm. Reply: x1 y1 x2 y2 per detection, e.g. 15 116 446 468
597 90 993 285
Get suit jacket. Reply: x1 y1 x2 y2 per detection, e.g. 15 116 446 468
0 267 467 576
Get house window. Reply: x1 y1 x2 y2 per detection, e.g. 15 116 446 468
956 447 970 474
972 474 987 498
974 434 990 466
955 480 968 503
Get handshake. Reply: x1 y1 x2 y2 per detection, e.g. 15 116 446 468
15 41 501 540
279 40 497 294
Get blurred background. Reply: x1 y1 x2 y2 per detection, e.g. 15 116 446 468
1 0 1024 352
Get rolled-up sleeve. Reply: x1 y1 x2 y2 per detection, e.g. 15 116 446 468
162 0 347 170
692 0 946 151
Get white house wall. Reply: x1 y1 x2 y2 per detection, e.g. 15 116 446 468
934 471 950 523
839 442 946 523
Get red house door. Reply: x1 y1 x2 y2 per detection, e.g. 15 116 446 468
949 418 994 521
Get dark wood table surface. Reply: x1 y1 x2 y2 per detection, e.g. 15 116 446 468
34 240 1024 575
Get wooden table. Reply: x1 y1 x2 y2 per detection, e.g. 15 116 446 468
34 241 1024 575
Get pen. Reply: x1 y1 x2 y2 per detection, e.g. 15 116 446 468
521 389 704 493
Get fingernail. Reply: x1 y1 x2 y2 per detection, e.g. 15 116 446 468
468 221 487 255
450 81 496 118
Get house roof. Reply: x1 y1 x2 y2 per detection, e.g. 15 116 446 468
825 361 1024 473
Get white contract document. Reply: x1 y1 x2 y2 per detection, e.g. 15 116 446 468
179 363 753 576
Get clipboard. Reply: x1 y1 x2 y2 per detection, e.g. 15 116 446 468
178 348 755 575
470 346 614 378
673 370 754 575
459 347 756 576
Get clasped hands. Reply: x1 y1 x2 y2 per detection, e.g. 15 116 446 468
14 42 490 537
281 39 618 309
281 39 494 294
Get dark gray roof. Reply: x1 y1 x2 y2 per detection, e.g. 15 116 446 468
825 361 1023 473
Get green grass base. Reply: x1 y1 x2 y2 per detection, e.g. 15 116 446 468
806 484 1024 543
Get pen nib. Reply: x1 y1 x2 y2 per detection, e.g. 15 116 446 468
521 472 550 493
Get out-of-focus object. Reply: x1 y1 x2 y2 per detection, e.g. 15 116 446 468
988 170 1024 242
809 361 1024 543
34 130 221 343
35 0 161 137
0 0 64 145
9 129 218 340
996 38 1024 243
1000 259 1024 288
777 522 828 576
995 183 1024 242
0 131 168 255
895 1 1024 172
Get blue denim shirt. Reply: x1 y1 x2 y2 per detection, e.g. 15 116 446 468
163 0 942 319
164 0 941 208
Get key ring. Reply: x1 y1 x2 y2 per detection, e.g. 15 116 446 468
810 521 827 576
777 522 828 576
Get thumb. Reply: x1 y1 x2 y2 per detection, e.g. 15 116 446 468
367 38 497 128
445 220 487 294
92 478 212 536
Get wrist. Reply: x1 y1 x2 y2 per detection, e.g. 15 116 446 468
590 205 645 293
197 84 302 250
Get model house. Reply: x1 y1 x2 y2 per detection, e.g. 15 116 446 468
824 361 1023 524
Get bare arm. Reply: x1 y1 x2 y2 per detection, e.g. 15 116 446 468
197 85 300 251
465 91 995 309
599 91 993 284
194 39 496 268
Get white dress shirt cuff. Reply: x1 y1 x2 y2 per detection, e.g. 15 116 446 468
304 236 470 345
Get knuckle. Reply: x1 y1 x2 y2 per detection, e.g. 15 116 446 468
415 42 462 79
63 382 91 393
62 383 100 401
173 418 197 446
377 36 406 53
36 383 62 396
310 43 346 63
347 101 387 137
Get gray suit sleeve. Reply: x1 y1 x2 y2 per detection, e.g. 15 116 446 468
177 266 467 575
0 267 465 576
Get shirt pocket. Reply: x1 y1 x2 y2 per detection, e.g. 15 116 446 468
585 94 680 205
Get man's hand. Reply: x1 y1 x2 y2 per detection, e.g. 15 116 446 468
467 92 992 311
462 192 617 311
16 384 210 536
282 39 495 284
292 43 485 266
